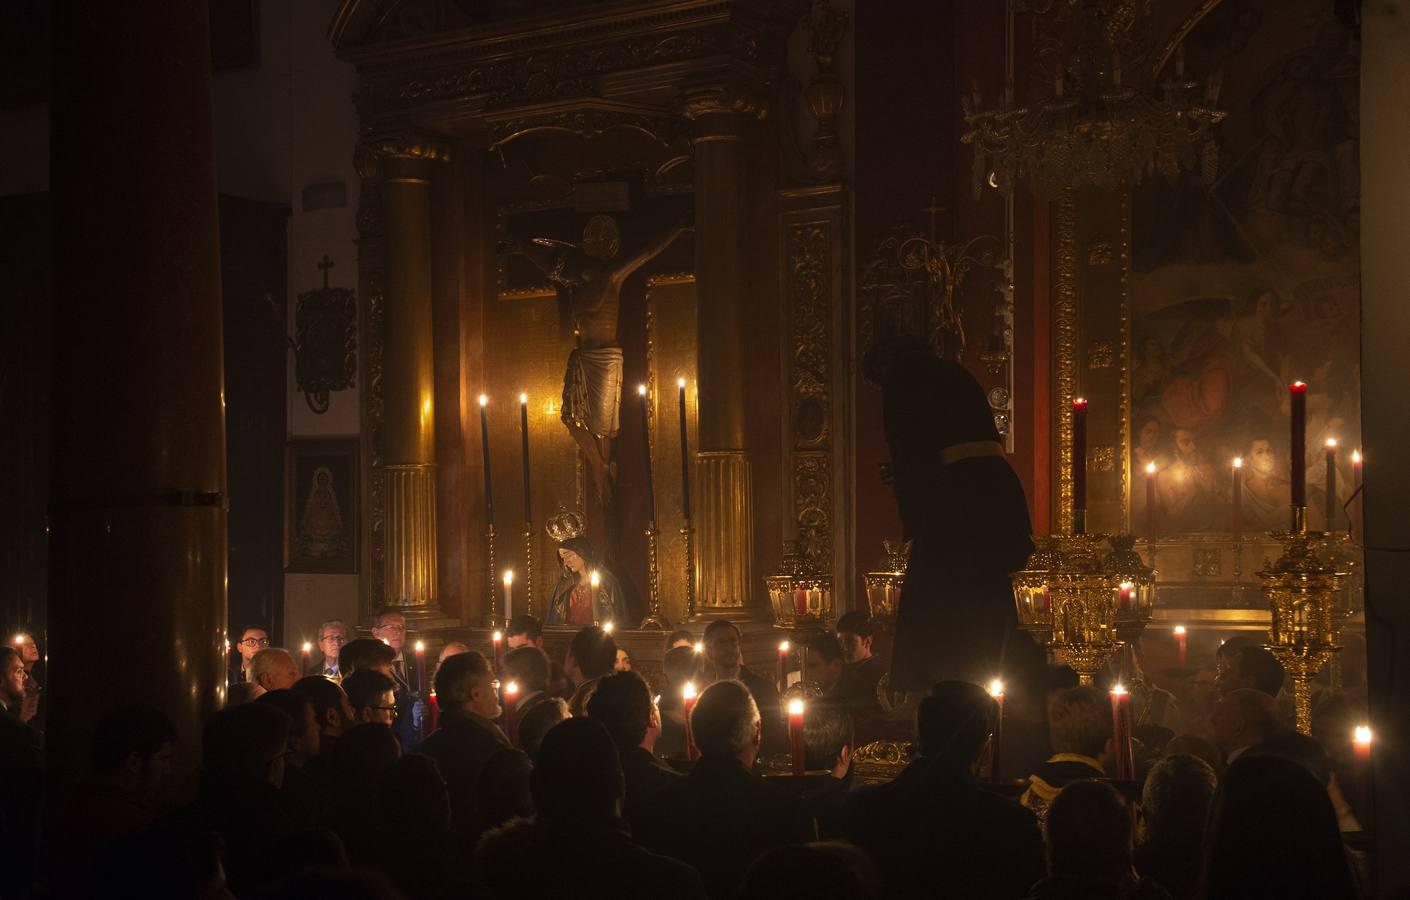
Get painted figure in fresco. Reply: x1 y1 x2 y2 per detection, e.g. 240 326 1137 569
1240 437 1290 533
298 467 346 559
545 536 627 628
1159 429 1219 534
500 221 691 508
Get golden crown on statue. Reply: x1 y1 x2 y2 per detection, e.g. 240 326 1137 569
545 509 585 543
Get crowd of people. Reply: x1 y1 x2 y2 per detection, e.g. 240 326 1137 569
0 612 1382 900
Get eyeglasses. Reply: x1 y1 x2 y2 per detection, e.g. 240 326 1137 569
371 705 399 715
239 637 271 648
377 624 406 633
319 634 347 644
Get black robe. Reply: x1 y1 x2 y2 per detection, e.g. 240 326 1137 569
879 342 1041 692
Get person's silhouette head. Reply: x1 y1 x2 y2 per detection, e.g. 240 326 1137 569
916 680 996 773
530 717 623 823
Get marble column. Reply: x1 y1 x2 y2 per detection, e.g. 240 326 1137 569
378 141 448 617
47 1 227 783
685 87 763 614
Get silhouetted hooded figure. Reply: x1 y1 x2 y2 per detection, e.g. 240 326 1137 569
864 335 1038 691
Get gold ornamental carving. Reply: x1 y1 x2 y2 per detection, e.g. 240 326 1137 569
581 215 621 261
1092 445 1116 474
1087 340 1114 370
681 84 769 124
1054 191 1079 534
370 136 452 163
787 219 834 572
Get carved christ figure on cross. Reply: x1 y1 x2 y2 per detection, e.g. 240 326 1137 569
501 220 691 506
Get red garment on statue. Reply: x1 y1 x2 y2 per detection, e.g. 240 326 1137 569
567 585 595 625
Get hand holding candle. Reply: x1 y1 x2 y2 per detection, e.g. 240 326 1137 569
683 681 699 760
788 698 807 775
987 680 1005 783
1110 684 1135 780
414 640 426 694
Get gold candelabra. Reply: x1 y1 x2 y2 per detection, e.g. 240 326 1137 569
1012 532 1155 685
522 522 534 617
482 523 501 628
639 524 671 630
1260 507 1346 734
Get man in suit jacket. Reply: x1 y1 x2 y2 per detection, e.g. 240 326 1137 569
585 670 680 834
844 681 1045 900
418 651 509 853
313 619 349 681
371 609 423 752
637 680 810 899
700 619 785 754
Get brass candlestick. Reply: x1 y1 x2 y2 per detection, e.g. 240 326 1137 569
522 522 535 618
1260 506 1345 734
682 522 697 621
640 523 670 630
482 523 501 628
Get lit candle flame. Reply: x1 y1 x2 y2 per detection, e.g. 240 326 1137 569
677 377 686 389
683 681 697 701
1119 581 1134 592
519 392 527 404
1354 725 1373 746
503 570 514 587
693 641 704 654
1233 457 1243 469
1145 462 1157 475
1112 683 1128 696
638 384 647 396
603 621 615 634
479 393 488 407
1327 438 1338 449
1073 397 1087 407
788 698 806 716
1353 450 1362 463
302 641 312 653
1174 625 1187 636
492 631 503 642
988 679 1005 698
12 634 23 646
1291 380 1306 389
504 680 520 696
779 640 791 653
590 571 600 589
415 640 425 653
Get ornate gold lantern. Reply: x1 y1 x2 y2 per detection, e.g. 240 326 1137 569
863 539 910 629
1011 532 1154 685
1261 528 1346 734
767 540 834 630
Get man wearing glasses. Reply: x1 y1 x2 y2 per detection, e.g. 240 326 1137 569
371 608 424 751
315 620 349 681
230 625 270 685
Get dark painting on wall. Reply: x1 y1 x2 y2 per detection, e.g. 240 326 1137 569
286 439 358 574
1130 0 1360 536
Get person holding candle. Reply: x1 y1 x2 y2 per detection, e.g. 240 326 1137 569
417 650 509 855
701 620 785 754
1020 686 1113 829
862 333 1042 694
545 534 627 627
503 645 553 723
841 681 1044 900
507 614 572 699
586 670 680 834
636 680 810 900
371 608 425 753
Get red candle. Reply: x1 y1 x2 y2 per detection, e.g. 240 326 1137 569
1110 684 1135 780
491 630 503 675
988 680 1005 783
1117 582 1133 612
503 680 521 746
1144 463 1158 538
300 641 312 677
1174 626 1188 669
793 586 807 616
1325 439 1339 531
777 641 790 694
1072 398 1088 532
414 640 426 695
426 690 440 736
1231 457 1243 540
788 698 806 775
683 682 699 760
1354 725 1373 762
1290 382 1307 511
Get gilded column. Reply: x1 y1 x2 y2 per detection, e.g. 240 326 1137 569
379 140 448 614
684 86 763 614
48 1 227 783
